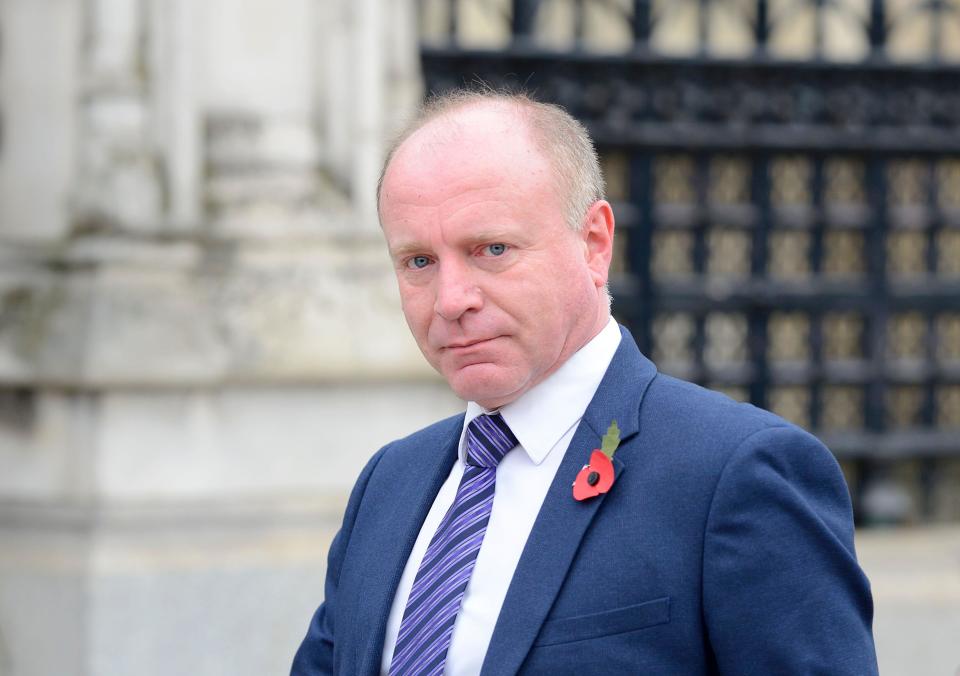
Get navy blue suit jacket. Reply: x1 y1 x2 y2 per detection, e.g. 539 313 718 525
292 326 877 675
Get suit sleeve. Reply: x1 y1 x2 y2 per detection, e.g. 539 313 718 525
290 445 388 676
702 425 878 675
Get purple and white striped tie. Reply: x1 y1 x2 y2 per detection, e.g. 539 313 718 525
389 413 518 676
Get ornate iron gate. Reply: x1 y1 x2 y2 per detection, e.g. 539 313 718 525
418 0 960 522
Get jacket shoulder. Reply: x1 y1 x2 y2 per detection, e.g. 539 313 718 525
382 413 464 456
638 372 826 467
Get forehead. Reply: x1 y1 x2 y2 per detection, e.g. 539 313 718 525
381 104 556 210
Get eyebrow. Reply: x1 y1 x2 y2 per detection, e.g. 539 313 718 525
387 229 516 259
465 229 513 244
388 242 427 259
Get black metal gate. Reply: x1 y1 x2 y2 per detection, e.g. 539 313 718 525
418 0 960 522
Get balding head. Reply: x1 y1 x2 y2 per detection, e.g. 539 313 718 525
377 90 605 232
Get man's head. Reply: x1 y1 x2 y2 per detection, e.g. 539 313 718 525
378 90 615 410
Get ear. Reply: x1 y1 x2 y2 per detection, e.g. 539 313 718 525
580 200 615 290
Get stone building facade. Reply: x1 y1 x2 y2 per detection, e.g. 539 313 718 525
0 1 464 674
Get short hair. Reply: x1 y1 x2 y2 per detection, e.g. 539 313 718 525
376 88 606 231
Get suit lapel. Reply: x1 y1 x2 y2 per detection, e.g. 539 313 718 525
480 327 657 675
354 421 463 676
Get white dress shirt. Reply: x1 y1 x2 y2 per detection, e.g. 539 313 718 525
380 318 621 676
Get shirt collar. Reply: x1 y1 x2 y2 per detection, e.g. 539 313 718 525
459 317 621 466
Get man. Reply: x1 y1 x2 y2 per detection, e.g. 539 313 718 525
292 90 878 675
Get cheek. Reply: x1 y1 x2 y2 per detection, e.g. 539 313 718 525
515 265 584 317
399 289 433 335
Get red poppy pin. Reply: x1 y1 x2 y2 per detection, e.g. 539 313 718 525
572 420 620 501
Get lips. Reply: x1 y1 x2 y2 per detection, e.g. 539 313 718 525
444 337 499 350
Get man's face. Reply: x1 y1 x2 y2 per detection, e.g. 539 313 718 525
379 105 613 410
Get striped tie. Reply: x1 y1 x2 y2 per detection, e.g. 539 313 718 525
389 413 518 676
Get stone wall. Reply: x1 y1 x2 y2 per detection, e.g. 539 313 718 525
0 2 462 674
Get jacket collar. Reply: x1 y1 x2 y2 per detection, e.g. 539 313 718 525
355 418 463 675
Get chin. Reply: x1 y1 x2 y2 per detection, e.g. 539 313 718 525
446 364 524 408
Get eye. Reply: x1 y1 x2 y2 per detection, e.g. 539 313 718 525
484 243 508 256
406 255 432 270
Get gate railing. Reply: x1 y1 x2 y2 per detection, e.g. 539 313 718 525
419 0 960 522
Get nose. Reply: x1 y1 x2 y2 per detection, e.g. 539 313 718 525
434 259 483 320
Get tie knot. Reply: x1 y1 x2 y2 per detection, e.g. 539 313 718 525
465 413 518 468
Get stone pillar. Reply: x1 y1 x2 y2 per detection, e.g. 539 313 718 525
73 0 163 232
0 0 79 241
148 0 201 228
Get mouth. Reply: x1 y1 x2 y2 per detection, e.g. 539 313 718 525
443 336 501 350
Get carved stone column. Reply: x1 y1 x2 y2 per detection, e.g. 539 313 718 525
73 0 163 232
0 0 80 241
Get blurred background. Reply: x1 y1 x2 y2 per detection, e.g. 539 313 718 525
0 0 958 674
